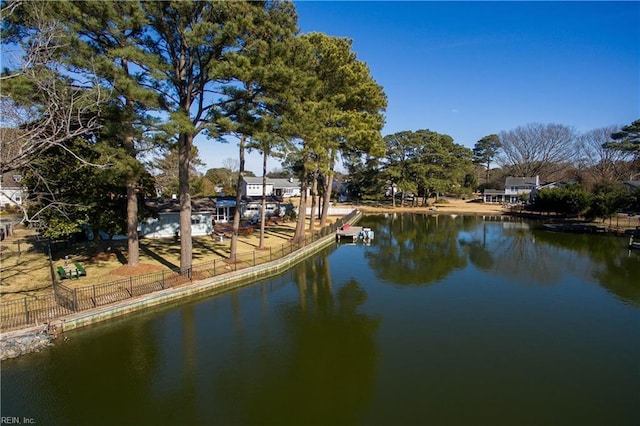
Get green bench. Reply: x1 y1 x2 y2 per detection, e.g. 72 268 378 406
75 262 86 277
57 266 70 280
57 264 86 280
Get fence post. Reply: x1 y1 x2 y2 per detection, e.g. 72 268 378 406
93 285 97 307
269 246 272 262
213 259 216 277
73 289 78 312
24 298 30 325
161 270 165 289
130 276 134 297
253 251 256 266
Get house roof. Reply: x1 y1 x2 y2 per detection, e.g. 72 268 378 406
243 176 301 188
270 178 301 188
145 197 236 213
0 172 24 188
244 177 274 185
504 176 538 187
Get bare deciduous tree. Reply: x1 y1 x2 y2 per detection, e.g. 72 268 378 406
577 126 632 186
1 4 107 168
497 122 578 180
1 2 107 220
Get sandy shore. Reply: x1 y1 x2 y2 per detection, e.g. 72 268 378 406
342 198 505 215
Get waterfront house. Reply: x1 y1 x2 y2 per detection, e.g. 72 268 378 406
483 176 540 204
242 177 303 198
0 172 26 209
138 196 292 238
139 197 236 238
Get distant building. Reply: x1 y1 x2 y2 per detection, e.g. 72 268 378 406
483 176 539 204
242 176 303 198
0 172 26 208
139 197 235 238
623 181 640 191
138 196 290 238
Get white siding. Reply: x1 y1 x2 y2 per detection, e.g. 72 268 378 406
139 212 215 238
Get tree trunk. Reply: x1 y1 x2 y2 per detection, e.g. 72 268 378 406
485 159 490 185
392 184 396 208
259 151 267 249
126 183 139 266
230 134 247 262
320 171 333 227
293 166 308 245
123 103 139 266
178 133 193 271
121 81 139 267
308 169 318 233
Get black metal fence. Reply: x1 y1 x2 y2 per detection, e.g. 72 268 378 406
0 210 359 331
0 295 72 331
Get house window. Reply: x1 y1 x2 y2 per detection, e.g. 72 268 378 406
191 215 201 225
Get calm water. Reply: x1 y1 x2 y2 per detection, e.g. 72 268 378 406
2 214 639 425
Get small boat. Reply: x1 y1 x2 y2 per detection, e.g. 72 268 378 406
629 237 640 250
543 223 605 233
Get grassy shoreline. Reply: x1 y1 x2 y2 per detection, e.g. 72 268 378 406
2 200 638 301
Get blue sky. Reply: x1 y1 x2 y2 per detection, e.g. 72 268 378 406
201 1 639 174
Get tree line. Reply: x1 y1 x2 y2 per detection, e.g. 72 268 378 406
469 120 640 218
340 120 638 210
1 1 637 272
1 0 386 271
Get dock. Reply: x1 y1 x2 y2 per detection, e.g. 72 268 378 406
335 225 374 243
336 225 362 241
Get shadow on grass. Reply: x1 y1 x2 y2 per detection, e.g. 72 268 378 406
264 226 294 240
140 243 179 270
192 237 229 260
112 248 128 265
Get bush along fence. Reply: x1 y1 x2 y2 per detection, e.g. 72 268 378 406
0 210 359 331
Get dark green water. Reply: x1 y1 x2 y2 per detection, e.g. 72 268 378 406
2 214 639 425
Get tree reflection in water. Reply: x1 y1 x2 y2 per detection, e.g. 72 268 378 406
213 252 380 425
363 213 640 305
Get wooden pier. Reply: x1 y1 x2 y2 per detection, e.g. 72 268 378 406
336 225 363 241
335 225 374 243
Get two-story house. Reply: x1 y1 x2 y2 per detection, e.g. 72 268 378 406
483 176 539 204
242 177 303 199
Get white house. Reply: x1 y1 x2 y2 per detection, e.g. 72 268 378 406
242 201 283 219
138 197 291 238
271 178 303 198
139 197 236 238
483 176 539 204
242 177 303 198
242 177 275 198
0 172 26 209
